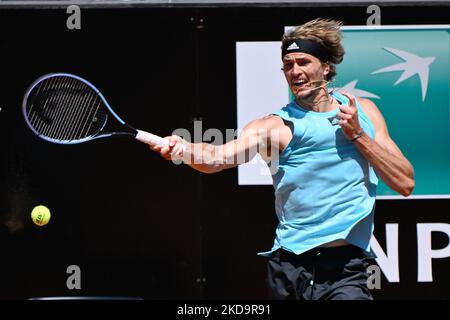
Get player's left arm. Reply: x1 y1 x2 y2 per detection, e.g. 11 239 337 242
338 92 415 196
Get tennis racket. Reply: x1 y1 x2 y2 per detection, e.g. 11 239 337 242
22 73 170 147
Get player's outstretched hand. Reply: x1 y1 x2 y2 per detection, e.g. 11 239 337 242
150 135 185 160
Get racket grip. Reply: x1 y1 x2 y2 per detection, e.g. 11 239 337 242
135 130 168 146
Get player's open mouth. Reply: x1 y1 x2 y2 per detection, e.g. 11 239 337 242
292 79 309 91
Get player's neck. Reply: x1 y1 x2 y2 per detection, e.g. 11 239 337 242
296 91 335 113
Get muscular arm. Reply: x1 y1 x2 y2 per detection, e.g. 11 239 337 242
354 98 415 196
161 116 289 174
183 119 266 173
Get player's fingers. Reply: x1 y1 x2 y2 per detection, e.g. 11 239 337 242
339 119 349 127
176 143 185 157
149 144 162 152
160 144 172 155
150 143 172 160
340 91 357 109
339 104 355 115
168 135 182 147
337 112 351 120
171 143 184 159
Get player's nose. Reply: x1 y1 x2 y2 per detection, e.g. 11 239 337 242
291 63 304 76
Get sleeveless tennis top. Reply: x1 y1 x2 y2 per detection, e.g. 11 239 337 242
259 91 378 256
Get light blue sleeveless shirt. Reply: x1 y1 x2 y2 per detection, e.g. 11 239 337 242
259 92 378 256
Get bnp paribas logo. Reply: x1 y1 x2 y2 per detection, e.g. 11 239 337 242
334 27 450 112
337 47 436 102
372 48 435 101
337 27 450 198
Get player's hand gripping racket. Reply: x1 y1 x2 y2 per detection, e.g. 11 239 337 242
22 73 174 149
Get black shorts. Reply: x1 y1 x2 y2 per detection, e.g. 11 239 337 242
267 245 375 300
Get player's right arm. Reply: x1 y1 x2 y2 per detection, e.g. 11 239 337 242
151 116 290 174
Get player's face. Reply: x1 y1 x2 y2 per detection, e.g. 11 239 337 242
282 53 329 100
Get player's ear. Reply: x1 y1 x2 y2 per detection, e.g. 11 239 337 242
322 62 330 77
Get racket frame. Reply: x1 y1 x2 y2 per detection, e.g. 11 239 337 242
22 72 136 145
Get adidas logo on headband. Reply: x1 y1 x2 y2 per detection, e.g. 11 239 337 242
287 42 300 50
282 39 331 62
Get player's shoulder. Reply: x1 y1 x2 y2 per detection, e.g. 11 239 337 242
356 97 387 131
357 97 378 109
356 97 383 117
245 115 285 130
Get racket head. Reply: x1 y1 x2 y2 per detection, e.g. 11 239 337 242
22 73 115 144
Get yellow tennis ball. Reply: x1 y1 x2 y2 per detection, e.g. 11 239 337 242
31 205 51 226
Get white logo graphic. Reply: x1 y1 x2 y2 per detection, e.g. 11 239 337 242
372 48 435 101
287 42 299 50
336 80 380 99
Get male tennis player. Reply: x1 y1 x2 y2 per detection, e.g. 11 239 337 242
151 18 414 300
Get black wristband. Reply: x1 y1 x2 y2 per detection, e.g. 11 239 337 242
351 130 364 142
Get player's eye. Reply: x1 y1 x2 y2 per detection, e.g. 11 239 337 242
282 62 293 71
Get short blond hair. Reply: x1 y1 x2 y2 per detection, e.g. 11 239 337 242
282 18 345 81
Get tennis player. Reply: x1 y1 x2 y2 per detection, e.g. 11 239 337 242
151 18 414 300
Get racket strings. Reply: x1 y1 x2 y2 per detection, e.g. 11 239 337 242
55 78 89 140
30 77 57 133
29 76 73 137
43 77 74 137
42 76 75 138
77 86 103 140
26 76 107 141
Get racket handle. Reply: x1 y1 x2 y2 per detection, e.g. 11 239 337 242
135 130 168 146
